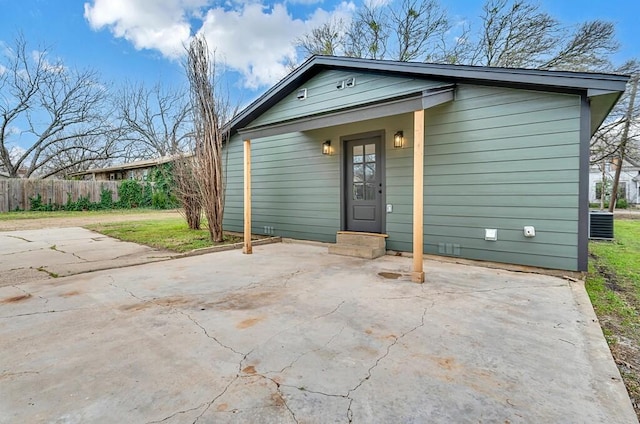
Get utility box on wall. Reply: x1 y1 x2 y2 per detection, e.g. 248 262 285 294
589 211 614 240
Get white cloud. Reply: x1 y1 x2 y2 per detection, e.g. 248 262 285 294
364 0 391 8
198 3 306 89
0 64 6 76
84 0 356 89
84 0 208 59
288 0 324 4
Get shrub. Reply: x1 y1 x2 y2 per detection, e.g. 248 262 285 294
29 194 53 211
100 188 114 209
117 180 144 208
616 198 628 209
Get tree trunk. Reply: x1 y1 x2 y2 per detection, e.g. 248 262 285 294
609 75 638 212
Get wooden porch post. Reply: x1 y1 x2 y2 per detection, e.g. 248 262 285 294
243 139 252 254
412 110 425 283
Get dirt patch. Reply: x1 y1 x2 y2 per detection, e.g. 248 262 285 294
242 366 257 375
270 392 286 408
236 317 263 329
1 293 31 303
0 211 182 232
590 252 640 419
378 272 402 279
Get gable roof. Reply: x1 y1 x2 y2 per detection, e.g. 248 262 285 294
228 55 629 137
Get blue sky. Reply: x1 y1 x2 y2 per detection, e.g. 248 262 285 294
1 0 639 109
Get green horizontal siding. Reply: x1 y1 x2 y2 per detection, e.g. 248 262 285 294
223 131 340 241
248 70 445 128
224 78 583 271
386 84 581 270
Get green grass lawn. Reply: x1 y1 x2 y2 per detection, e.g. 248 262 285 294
0 208 161 221
586 219 640 417
86 218 242 253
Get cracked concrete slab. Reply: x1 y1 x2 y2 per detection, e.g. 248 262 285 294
0 227 176 285
0 242 636 423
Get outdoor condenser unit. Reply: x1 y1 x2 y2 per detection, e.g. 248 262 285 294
589 211 614 240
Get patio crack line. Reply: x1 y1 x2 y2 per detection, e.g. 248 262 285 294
49 245 87 262
265 305 431 423
242 269 307 291
314 300 346 319
248 300 347 362
145 402 209 424
266 375 299 424
417 283 568 298
5 235 32 242
181 311 245 356
0 308 91 319
0 370 42 379
11 284 49 305
345 306 430 423
266 325 346 376
107 279 246 358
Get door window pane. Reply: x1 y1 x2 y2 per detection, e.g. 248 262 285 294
353 164 364 182
365 183 376 200
353 183 364 200
364 143 375 162
365 163 375 181
353 145 363 163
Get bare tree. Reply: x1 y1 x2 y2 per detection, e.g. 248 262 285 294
185 35 227 242
295 18 346 56
172 154 201 230
590 61 640 195
296 0 618 71
469 0 618 70
390 0 450 62
38 134 121 179
345 5 390 60
0 34 114 178
115 82 192 160
608 74 639 212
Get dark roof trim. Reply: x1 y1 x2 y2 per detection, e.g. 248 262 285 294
238 85 454 140
68 154 192 177
228 55 629 137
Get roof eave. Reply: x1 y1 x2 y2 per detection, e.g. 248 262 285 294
228 55 630 137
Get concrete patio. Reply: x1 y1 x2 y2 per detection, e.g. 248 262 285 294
0 237 636 423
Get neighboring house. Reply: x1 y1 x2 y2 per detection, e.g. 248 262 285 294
589 158 640 206
69 156 180 181
221 56 627 273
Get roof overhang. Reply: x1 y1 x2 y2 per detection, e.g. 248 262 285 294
228 55 630 139
238 85 454 140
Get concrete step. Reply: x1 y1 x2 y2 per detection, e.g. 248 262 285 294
328 243 386 259
336 231 388 249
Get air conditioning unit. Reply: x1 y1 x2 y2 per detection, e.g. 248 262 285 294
589 211 614 240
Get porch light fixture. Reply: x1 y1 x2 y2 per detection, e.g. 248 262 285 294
322 140 332 155
393 131 404 148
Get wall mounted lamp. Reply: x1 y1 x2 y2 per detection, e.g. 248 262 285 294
393 131 404 149
322 140 332 155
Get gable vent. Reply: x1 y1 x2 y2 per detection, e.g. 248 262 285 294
297 88 307 100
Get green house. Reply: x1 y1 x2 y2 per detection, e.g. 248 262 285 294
222 56 628 276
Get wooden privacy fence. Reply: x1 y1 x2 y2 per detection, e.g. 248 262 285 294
0 179 121 212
